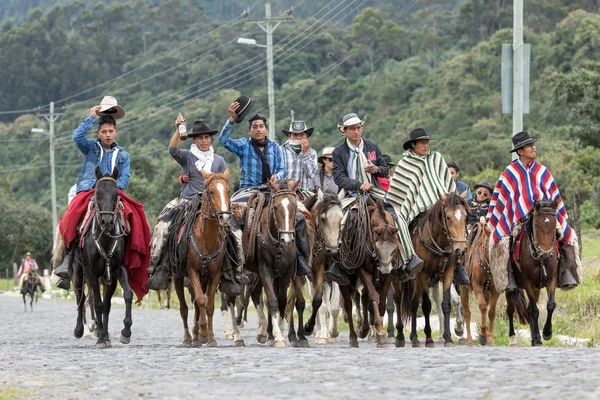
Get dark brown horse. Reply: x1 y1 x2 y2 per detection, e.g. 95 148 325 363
173 169 231 347
506 199 560 347
339 196 400 348
401 193 468 348
21 271 38 312
460 221 500 345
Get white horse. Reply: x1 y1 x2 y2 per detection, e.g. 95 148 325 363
307 280 341 343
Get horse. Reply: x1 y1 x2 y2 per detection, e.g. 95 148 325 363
401 193 468 348
21 271 38 312
506 199 560 347
156 277 174 309
73 167 132 348
287 189 344 346
457 221 500 345
173 169 231 347
338 195 400 348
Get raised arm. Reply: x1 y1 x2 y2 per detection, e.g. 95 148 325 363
72 106 101 154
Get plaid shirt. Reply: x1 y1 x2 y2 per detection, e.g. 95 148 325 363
218 119 285 189
280 143 318 191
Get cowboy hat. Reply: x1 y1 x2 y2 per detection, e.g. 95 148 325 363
24 251 32 256
382 154 396 167
188 120 218 137
318 146 335 164
473 180 493 193
403 128 436 150
96 96 125 120
509 131 538 153
234 95 253 124
282 121 314 138
337 113 365 134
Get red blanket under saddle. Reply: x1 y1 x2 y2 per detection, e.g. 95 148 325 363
59 190 150 302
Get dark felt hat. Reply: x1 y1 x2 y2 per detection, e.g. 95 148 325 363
282 120 314 138
234 95 253 124
509 131 538 153
188 119 218 137
473 180 493 193
382 154 395 166
403 128 436 150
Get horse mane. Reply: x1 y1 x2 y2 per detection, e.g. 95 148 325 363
313 193 342 217
304 193 319 210
421 193 468 227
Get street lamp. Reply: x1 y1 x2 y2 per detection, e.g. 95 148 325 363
31 127 57 242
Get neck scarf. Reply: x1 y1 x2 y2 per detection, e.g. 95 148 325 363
346 138 370 184
285 139 302 154
190 144 214 173
251 138 271 184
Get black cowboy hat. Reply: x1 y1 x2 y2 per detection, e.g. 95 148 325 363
282 121 314 138
509 131 538 153
473 180 493 193
403 128 436 150
234 95 253 124
188 119 218 137
382 154 395 167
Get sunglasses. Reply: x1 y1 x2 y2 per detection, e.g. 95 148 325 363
476 191 490 197
322 157 333 161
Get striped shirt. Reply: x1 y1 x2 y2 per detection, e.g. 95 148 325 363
218 119 285 189
487 159 573 245
385 150 455 221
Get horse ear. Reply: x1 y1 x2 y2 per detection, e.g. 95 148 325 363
95 166 102 180
222 168 230 180
202 169 211 180
533 200 540 211
374 225 384 236
112 166 119 180
390 225 399 235
551 198 559 209
337 189 345 202
317 188 324 202
290 179 300 192
439 192 447 201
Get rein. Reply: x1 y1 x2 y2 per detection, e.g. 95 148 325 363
524 206 558 289
257 188 297 260
418 199 466 258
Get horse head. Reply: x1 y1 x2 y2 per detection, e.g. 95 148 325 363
268 179 299 246
201 169 231 226
370 199 399 274
438 192 468 257
94 166 120 232
532 199 559 255
314 189 344 255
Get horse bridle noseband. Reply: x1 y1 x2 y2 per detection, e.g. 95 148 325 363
257 188 297 266
530 207 557 261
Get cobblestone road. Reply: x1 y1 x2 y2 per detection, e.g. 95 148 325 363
1 293 599 399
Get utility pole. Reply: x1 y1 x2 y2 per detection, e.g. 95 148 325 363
512 0 523 159
37 102 63 241
245 1 293 140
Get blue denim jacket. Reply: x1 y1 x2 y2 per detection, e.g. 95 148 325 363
73 115 131 192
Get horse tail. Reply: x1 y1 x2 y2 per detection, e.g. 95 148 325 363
400 279 416 325
506 289 530 325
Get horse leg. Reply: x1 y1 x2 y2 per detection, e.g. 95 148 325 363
272 277 290 348
460 286 472 345
353 290 363 329
452 285 465 339
204 268 219 347
252 284 268 344
101 278 119 348
258 261 285 347
74 272 85 339
23 292 26 312
422 291 435 347
157 290 163 309
328 282 341 342
308 279 325 343
293 277 308 347
90 277 108 348
358 285 370 339
475 289 488 346
543 283 557 341
526 286 542 346
487 290 500 345
221 292 234 340
287 281 299 347
506 292 518 347
166 281 173 309
340 284 358 347
409 282 421 347
392 278 405 347
174 277 191 347
441 273 455 347
357 268 387 348
227 295 245 347
304 254 324 337
387 287 395 339
431 282 444 341
188 268 208 346
117 266 133 344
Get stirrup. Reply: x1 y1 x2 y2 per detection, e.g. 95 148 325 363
56 278 70 291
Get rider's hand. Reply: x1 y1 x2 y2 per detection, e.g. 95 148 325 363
228 102 240 123
269 175 278 185
90 105 101 118
182 174 190 183
300 138 310 154
364 161 379 174
175 114 185 127
359 182 373 191
479 216 486 225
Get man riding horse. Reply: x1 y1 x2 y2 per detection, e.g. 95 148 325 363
52 96 150 302
385 128 470 285
280 120 319 196
487 131 581 291
218 99 311 277
147 116 241 296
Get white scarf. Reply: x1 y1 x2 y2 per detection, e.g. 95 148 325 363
346 138 370 184
98 143 119 173
190 144 214 173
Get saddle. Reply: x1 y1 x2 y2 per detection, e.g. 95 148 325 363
77 197 129 247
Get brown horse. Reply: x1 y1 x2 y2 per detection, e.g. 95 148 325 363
339 196 400 348
21 271 38 312
402 193 468 347
506 199 560 347
173 169 231 347
460 221 500 345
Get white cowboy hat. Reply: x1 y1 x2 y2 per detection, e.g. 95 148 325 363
97 96 125 120
318 146 335 164
337 113 365 134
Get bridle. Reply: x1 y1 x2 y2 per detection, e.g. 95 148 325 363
266 189 297 239
257 188 297 268
199 175 232 223
530 206 558 261
418 198 467 258
312 197 343 257
92 176 125 285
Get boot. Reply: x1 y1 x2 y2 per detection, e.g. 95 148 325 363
558 243 578 290
396 255 423 283
294 212 312 277
325 261 350 286
506 265 518 292
453 263 470 286
220 236 242 297
54 244 75 290
147 265 170 291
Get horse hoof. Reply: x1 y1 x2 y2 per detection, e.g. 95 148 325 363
120 334 131 345
235 340 245 347
191 339 202 347
327 337 337 344
274 340 286 348
226 334 234 340
458 338 467 346
454 328 464 337
479 336 487 346
290 340 299 348
377 342 388 349
96 342 108 349
74 328 84 339
444 341 455 348
349 341 359 348
533 342 543 347
376 335 388 347
257 334 267 344
412 341 421 348
316 338 327 345
543 333 552 341
395 339 405 348
207 341 217 347
425 338 435 348
299 340 310 348
330 330 339 339
199 335 209 344
182 339 192 347
266 339 275 347
104 340 112 348
304 324 314 336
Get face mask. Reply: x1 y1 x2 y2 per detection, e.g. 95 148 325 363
288 139 302 154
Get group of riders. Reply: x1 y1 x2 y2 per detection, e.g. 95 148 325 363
47 95 581 303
